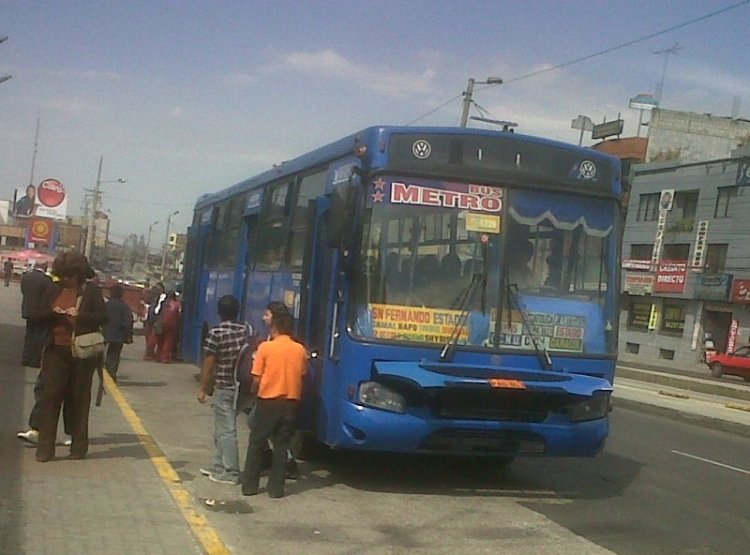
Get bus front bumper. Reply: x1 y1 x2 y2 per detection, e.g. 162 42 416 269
333 400 609 457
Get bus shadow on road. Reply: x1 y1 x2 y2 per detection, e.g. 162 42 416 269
288 450 640 501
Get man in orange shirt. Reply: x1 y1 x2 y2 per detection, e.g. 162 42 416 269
241 311 307 498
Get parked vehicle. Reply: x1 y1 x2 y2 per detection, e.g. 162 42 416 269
707 346 750 381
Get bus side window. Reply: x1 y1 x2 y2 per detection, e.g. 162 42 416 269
256 181 292 270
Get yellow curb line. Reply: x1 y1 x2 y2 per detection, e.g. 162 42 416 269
103 372 231 555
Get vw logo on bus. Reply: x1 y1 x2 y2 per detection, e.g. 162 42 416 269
579 160 597 180
412 139 432 160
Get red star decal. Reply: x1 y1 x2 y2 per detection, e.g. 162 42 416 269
372 191 385 203
373 178 386 190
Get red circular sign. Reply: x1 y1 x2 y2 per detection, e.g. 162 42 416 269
37 179 66 208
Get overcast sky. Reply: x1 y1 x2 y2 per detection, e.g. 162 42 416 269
1 0 748 244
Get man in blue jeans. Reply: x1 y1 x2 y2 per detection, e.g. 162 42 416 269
197 295 252 485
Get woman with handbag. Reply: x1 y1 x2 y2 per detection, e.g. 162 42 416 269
35 253 107 462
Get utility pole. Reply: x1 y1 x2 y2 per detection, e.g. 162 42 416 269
460 78 476 128
144 220 159 273
160 211 179 280
84 156 103 258
28 116 40 188
459 77 503 127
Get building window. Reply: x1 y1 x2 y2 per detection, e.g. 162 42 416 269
714 186 737 218
637 193 660 222
659 348 675 360
628 300 652 331
630 244 652 259
661 302 686 335
704 244 728 275
662 244 690 260
626 342 640 354
668 190 698 232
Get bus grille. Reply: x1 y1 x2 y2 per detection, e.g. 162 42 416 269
431 389 570 423
419 429 545 455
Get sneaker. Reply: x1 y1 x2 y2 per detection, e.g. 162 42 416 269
17 429 39 444
208 473 239 485
199 466 219 476
63 435 72 446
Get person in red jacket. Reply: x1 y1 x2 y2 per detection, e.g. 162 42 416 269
157 292 182 363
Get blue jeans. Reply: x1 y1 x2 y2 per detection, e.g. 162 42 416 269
209 388 239 481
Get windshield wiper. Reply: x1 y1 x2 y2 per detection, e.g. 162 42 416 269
440 244 488 361
506 282 554 371
439 273 482 361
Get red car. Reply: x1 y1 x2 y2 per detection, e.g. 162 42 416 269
707 346 750 381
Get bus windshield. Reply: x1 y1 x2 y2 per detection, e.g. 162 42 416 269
350 176 617 356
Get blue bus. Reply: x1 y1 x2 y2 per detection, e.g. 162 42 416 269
182 126 621 460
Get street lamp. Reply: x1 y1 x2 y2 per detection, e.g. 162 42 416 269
144 220 159 273
84 156 126 259
460 76 503 127
160 210 179 280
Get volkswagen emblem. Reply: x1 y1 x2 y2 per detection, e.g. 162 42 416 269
412 139 432 160
579 160 597 180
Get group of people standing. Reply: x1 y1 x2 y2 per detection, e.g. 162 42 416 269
142 282 182 364
198 296 307 499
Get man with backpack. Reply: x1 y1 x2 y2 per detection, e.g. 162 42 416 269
197 295 252 485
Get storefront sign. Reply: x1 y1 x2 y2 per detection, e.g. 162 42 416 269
622 258 652 271
727 319 739 354
648 304 659 330
694 273 732 301
730 279 750 303
691 220 709 270
624 274 654 295
654 260 688 293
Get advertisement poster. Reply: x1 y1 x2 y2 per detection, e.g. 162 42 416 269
15 179 68 220
369 304 468 344
654 260 688 293
727 319 739 354
624 274 654 295
28 218 52 244
34 179 68 221
730 279 750 303
497 310 586 352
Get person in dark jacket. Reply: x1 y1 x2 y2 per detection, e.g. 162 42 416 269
16 262 70 445
35 253 107 462
3 259 13 286
103 284 133 383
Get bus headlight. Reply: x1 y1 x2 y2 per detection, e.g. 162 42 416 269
568 392 612 422
358 381 406 414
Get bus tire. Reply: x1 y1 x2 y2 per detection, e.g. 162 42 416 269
296 433 328 461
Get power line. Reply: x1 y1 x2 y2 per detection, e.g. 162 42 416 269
407 0 750 125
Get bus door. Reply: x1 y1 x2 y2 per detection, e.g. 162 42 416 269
182 214 212 363
297 197 334 439
241 189 264 332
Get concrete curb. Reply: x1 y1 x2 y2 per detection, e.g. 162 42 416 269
618 366 750 402
613 396 750 438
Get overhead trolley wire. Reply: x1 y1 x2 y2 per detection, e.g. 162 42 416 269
407 0 750 125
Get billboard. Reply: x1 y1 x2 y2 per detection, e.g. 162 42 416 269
14 179 68 221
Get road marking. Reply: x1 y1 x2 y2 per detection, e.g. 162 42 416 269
671 449 750 476
104 372 232 555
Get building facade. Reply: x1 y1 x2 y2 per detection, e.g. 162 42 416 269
619 149 750 368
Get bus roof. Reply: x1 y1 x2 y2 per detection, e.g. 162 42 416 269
194 126 620 210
